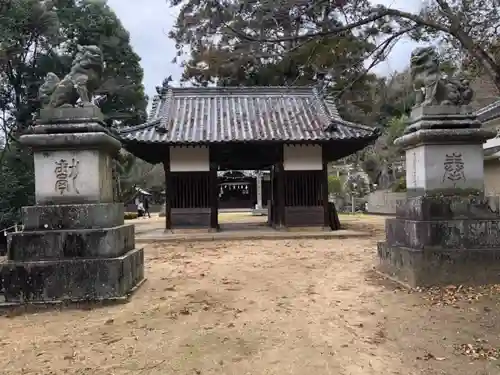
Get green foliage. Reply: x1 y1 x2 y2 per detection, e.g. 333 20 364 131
327 175 343 194
0 0 147 132
113 150 162 203
115 149 138 202
0 144 34 228
168 0 383 121
343 173 370 198
392 176 407 192
415 0 500 85
0 0 147 229
358 115 406 185
124 212 138 220
58 0 147 125
385 116 407 145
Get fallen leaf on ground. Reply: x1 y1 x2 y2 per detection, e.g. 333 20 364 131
417 284 500 307
455 343 500 360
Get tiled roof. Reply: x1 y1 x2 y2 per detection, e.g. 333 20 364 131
119 86 379 144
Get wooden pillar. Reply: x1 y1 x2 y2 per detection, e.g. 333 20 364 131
163 147 172 230
209 160 218 231
276 147 285 228
269 167 275 227
322 147 330 230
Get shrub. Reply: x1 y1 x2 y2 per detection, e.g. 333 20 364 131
124 212 138 220
328 175 343 194
392 176 407 192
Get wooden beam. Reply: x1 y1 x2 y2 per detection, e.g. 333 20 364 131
322 147 330 230
210 143 279 170
270 166 276 227
209 156 219 231
276 145 285 229
163 147 172 230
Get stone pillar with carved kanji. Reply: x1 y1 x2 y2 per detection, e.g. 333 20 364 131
252 171 266 216
0 105 145 304
377 45 500 288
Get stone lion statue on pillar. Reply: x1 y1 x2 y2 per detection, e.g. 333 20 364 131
38 44 104 108
410 46 473 107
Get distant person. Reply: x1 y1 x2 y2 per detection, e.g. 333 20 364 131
143 197 151 218
137 201 145 218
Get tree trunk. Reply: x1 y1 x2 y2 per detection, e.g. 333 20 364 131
449 27 500 92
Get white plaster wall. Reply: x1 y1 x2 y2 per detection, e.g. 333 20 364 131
366 190 406 214
483 136 500 152
283 144 322 171
34 150 103 203
170 146 209 172
406 143 485 191
484 159 500 195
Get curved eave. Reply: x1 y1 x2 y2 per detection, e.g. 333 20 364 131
119 119 161 135
324 131 380 162
477 100 500 123
120 127 379 165
119 122 379 145
121 139 166 164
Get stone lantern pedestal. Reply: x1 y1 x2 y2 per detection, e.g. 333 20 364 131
0 106 145 304
377 106 500 287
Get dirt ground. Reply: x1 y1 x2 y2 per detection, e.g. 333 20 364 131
2 215 500 374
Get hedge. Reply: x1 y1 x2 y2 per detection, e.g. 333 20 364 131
124 212 138 220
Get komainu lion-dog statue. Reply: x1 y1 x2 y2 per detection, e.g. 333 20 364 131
39 45 104 108
410 46 473 107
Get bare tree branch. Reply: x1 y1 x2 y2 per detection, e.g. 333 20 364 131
211 0 500 91
332 26 417 98
215 4 448 43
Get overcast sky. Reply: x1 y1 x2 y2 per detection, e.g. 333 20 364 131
106 0 423 101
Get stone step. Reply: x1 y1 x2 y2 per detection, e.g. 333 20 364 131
0 248 144 304
7 224 134 261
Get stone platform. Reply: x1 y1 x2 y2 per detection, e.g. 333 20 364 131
252 208 268 216
0 248 144 303
136 227 369 243
378 194 500 287
8 224 135 260
1 202 145 303
378 242 500 287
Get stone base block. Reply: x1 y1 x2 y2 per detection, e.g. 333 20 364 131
252 208 267 216
377 242 500 287
385 217 500 250
37 104 104 125
171 208 210 228
284 206 324 227
395 195 498 221
31 145 117 205
22 203 124 230
0 248 144 303
8 224 134 261
404 106 480 134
